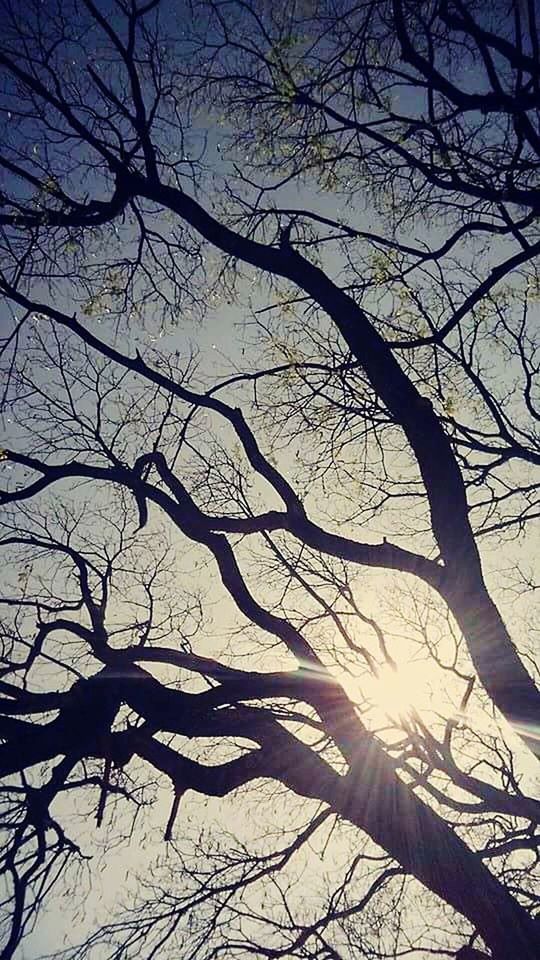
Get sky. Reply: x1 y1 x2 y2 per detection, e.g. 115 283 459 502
1 1 539 957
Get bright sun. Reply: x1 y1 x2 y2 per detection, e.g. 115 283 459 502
366 664 423 718
341 659 438 722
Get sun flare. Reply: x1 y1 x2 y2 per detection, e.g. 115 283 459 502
341 659 438 722
367 664 419 717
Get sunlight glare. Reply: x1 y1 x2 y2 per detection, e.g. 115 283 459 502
342 659 438 723
368 664 419 717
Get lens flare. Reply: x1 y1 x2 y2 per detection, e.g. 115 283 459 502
357 659 438 722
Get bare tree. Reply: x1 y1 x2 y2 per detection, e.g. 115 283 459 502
0 1 539 958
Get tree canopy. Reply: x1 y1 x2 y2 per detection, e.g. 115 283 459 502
0 1 539 958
